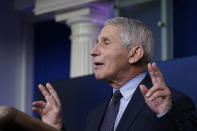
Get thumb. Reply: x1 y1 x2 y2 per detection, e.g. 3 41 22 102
140 84 149 97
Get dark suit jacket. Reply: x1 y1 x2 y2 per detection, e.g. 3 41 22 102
85 75 197 131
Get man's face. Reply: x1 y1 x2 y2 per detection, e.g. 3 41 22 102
90 25 131 81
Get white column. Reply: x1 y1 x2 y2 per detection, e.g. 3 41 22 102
67 16 102 77
34 0 114 78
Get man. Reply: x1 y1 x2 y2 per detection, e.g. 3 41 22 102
32 17 197 131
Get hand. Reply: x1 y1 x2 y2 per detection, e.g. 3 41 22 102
140 62 172 115
32 83 63 129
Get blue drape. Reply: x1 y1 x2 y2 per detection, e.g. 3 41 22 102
33 21 71 117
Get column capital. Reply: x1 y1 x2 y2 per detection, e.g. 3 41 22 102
55 5 113 26
34 0 113 15
34 0 114 27
34 0 96 15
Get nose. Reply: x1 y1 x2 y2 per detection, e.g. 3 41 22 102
90 44 100 56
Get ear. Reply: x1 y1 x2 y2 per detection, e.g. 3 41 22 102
128 45 144 64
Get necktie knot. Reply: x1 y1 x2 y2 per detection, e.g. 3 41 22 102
112 90 122 104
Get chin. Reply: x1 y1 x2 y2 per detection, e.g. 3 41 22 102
94 72 106 80
94 73 103 80
94 72 112 83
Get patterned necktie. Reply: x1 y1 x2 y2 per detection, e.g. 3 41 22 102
100 90 123 131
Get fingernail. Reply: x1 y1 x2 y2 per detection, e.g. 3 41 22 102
146 93 150 97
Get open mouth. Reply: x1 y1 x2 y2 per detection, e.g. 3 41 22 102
95 62 103 66
94 62 104 69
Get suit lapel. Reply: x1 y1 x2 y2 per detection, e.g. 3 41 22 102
116 75 152 131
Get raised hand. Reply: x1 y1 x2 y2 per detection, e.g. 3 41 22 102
140 62 172 115
32 83 63 129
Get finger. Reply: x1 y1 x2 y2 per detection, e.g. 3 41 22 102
48 95 60 112
32 101 46 108
145 84 162 97
148 89 170 101
38 84 51 100
151 63 165 85
46 83 61 107
140 84 149 97
148 63 157 85
32 107 42 114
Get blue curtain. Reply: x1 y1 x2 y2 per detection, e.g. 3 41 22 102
174 0 197 58
33 20 71 117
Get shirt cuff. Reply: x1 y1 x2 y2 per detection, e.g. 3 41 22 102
156 112 167 118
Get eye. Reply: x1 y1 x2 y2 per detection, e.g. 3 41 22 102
104 40 110 45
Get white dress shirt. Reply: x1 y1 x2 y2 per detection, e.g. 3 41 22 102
113 72 147 131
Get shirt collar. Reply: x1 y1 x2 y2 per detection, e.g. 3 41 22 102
113 72 147 101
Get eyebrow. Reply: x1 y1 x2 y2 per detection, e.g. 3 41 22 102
102 37 110 41
98 36 110 43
